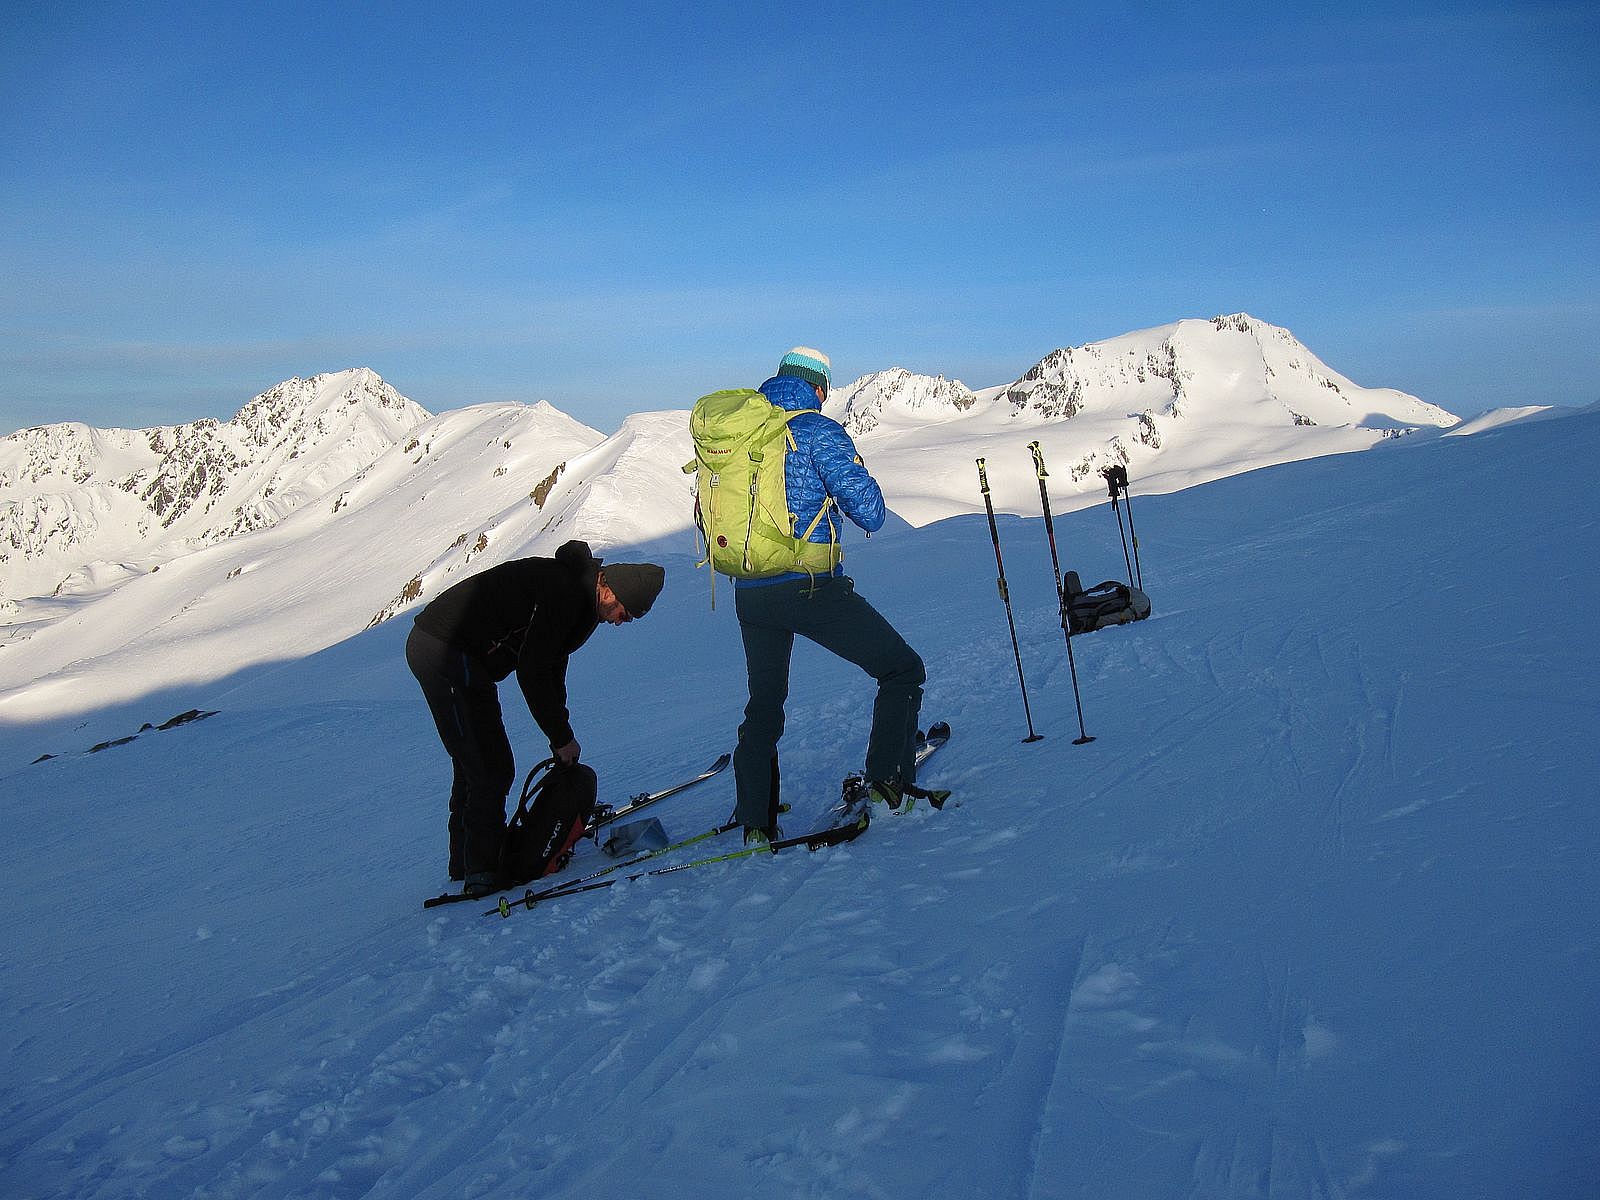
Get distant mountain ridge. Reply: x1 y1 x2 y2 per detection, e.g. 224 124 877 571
830 369 979 434
823 313 1457 524
2 315 1469 724
831 313 1451 438
1 368 429 601
3 319 1458 610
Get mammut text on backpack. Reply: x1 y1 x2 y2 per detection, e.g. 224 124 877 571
683 389 840 580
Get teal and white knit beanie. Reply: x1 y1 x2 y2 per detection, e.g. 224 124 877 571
776 346 832 394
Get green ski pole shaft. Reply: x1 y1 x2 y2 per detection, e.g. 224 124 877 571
490 815 868 917
1028 443 1094 745
976 458 1044 743
508 820 740 911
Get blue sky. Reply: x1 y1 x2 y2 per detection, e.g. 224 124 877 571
2 1 1596 435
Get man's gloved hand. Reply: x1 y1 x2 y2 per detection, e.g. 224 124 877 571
553 739 581 765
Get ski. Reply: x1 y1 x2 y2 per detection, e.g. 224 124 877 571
588 751 731 833
507 818 742 906
488 795 872 918
910 718 954 809
829 719 950 815
422 752 730 910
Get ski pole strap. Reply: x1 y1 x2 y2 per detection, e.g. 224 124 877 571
1102 463 1131 500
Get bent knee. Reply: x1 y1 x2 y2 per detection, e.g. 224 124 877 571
883 648 925 689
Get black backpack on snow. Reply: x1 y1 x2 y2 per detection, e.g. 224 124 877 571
499 759 598 887
1062 571 1152 635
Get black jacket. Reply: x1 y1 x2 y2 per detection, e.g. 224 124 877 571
413 540 601 749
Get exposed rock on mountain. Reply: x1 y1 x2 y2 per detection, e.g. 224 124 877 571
2 369 429 601
828 369 979 435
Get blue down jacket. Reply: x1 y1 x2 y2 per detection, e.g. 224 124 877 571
744 373 885 584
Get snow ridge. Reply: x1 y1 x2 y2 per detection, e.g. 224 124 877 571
828 368 979 435
1 369 430 601
2 316 1468 730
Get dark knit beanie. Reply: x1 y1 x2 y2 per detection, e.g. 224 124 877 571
604 563 665 617
776 346 832 395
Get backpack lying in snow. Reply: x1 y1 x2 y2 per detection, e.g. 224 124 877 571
499 759 598 886
1062 571 1152 635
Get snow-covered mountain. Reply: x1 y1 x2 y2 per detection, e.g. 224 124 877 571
364 410 697 629
1 316 1461 740
826 314 1458 524
0 394 606 724
830 368 980 434
1 369 432 602
999 312 1449 430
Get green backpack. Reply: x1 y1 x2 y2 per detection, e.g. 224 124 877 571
683 389 839 598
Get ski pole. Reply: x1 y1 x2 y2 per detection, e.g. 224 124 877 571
513 820 741 910
490 812 869 917
1117 466 1145 591
1028 443 1094 745
976 458 1044 743
1103 465 1138 588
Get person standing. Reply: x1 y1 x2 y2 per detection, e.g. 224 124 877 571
726 347 948 845
406 540 664 896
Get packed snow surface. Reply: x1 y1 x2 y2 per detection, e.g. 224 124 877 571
2 407 1595 1198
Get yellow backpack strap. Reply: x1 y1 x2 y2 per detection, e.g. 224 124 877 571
781 419 842 577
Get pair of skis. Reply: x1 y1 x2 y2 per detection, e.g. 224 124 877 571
485 721 952 919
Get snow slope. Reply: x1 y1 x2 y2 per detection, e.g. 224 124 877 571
2 407 1595 1199
1443 405 1554 436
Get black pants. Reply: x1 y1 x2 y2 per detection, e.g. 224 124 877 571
732 574 925 829
406 623 515 879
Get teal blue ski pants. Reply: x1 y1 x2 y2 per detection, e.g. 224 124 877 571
732 574 925 830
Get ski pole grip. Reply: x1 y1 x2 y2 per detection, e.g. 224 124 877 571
976 457 990 494
1029 440 1046 477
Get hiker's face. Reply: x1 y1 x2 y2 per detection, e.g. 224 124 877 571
596 578 632 625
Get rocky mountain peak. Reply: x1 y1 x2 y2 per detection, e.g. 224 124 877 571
3 369 433 601
829 368 978 435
